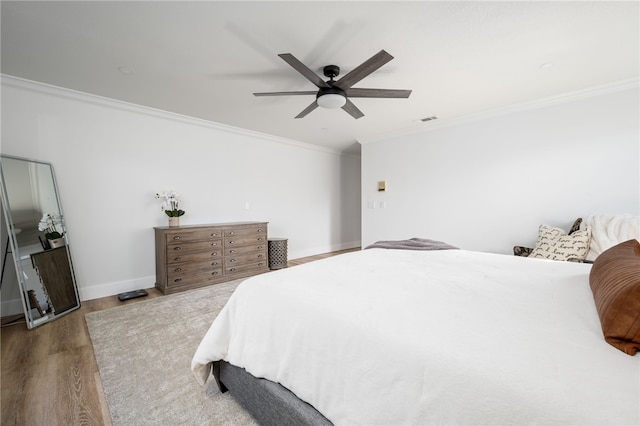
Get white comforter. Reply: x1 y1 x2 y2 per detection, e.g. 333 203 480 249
192 249 640 425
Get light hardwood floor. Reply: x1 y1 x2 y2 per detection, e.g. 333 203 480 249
0 247 359 425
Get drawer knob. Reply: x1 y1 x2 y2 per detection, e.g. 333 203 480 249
258 254 263 258
230 259 235 263
174 278 182 283
212 271 218 276
229 241 234 244
211 261 218 266
211 242 218 246
173 236 181 240
211 252 218 256
230 250 235 253
174 267 182 272
211 233 217 237
174 247 182 251
258 237 263 241
173 257 182 261
229 268 236 272
258 246 263 250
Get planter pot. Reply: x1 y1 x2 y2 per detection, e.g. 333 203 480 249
49 237 65 248
168 217 180 227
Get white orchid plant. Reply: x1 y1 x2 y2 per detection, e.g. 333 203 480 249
38 213 63 240
155 191 185 218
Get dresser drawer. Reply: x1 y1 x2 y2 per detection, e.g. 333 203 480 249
224 243 267 256
223 225 267 238
167 260 223 280
167 239 222 255
224 234 267 248
225 260 268 276
165 228 222 244
166 269 224 288
166 249 222 264
225 252 267 268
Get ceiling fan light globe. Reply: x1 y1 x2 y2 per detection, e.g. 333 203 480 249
317 93 347 109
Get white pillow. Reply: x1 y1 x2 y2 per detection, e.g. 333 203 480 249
581 214 640 261
530 224 592 261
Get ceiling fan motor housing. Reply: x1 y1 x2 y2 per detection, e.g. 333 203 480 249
317 85 346 99
323 64 340 79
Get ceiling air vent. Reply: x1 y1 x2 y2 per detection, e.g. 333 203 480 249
420 116 438 122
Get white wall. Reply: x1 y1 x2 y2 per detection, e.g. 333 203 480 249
0 206 22 315
362 84 639 253
1 76 361 300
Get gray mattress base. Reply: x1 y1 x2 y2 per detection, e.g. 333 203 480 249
214 360 333 426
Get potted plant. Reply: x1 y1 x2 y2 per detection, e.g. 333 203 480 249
155 191 185 227
38 213 65 248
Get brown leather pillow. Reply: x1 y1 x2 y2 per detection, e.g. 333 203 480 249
589 239 640 355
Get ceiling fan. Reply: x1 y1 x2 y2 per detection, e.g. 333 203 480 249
253 50 411 119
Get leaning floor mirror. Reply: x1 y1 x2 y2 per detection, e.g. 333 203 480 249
0 155 80 328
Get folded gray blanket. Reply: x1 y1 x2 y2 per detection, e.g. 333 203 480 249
365 238 458 251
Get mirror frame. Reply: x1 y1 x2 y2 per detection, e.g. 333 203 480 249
0 154 80 328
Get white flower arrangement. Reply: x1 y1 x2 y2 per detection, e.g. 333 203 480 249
154 191 185 218
38 213 63 240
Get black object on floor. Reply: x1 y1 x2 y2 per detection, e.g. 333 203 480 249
118 289 149 301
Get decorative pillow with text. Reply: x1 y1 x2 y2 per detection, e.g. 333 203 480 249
513 218 583 258
529 224 591 261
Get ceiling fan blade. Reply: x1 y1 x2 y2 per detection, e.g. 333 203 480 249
295 101 319 119
279 53 330 89
346 88 412 98
335 50 394 90
254 91 317 97
342 99 364 119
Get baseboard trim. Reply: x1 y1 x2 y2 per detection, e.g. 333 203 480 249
78 242 362 301
79 275 156 301
1 298 25 316
291 241 361 260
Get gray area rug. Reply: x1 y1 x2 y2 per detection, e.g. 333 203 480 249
85 280 258 426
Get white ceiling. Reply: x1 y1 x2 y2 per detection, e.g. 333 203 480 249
2 1 638 153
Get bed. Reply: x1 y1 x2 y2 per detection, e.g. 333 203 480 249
192 242 640 425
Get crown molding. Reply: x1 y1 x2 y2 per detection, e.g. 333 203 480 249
1 74 352 157
357 77 640 145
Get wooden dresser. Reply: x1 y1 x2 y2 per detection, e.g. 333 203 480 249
154 222 269 294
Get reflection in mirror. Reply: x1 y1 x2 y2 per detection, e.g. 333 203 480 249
0 155 80 328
